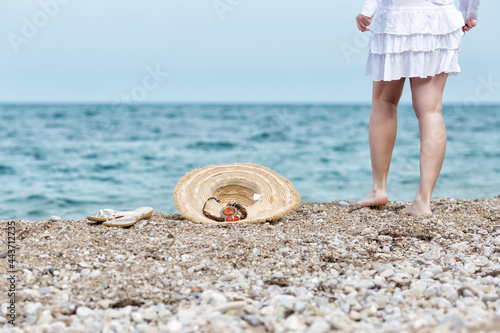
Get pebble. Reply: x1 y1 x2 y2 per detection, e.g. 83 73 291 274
272 295 297 310
200 290 227 307
360 280 375 289
391 273 412 285
36 310 53 325
284 315 306 331
193 263 205 272
24 302 43 315
215 301 247 314
219 273 235 282
243 314 262 326
308 318 331 333
482 293 499 303
50 215 61 222
80 268 91 277
48 322 67 332
180 254 192 262
142 308 158 321
349 310 361 321
38 287 51 294
76 306 94 317
420 270 434 280
494 236 500 246
423 250 441 260
380 269 395 278
97 300 111 309
450 242 469 251
439 313 463 330
430 266 443 276
442 288 459 303
25 315 38 325
165 318 183 332
338 201 350 207
361 228 373 236
409 281 427 299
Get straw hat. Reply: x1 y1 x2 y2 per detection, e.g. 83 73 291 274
173 163 300 225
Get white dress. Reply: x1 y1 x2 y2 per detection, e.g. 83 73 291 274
361 0 480 81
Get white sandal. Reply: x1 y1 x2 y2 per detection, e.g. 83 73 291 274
102 207 154 227
87 209 125 222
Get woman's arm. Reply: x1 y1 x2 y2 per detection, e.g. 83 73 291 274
357 0 382 32
460 0 480 22
460 0 479 32
360 0 383 18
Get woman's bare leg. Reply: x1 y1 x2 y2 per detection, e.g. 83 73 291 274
401 73 448 216
357 78 405 207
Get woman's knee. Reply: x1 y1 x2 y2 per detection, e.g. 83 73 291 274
413 103 443 120
373 79 405 106
375 93 402 106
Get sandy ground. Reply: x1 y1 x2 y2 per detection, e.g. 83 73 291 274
1 197 500 332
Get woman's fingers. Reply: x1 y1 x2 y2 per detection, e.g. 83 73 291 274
361 16 372 26
356 14 372 32
356 14 366 31
463 18 477 32
356 19 364 31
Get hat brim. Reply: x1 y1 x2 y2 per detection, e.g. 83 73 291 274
173 163 300 225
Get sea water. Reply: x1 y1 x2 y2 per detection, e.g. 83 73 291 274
0 103 499 221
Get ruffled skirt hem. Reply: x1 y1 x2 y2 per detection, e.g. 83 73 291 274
366 48 461 82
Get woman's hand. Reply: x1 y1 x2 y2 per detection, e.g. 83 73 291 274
462 17 477 32
356 14 372 32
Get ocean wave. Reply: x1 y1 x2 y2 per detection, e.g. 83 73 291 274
86 175 123 184
186 141 237 151
94 162 126 171
56 197 102 207
0 165 15 175
26 194 49 201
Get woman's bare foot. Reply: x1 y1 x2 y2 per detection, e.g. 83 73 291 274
399 201 432 216
357 189 388 207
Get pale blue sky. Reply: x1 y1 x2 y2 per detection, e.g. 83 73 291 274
1 0 499 103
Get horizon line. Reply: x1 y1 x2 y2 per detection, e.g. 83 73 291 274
1 101 499 106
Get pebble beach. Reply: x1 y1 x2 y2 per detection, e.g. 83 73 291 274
2 197 500 332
